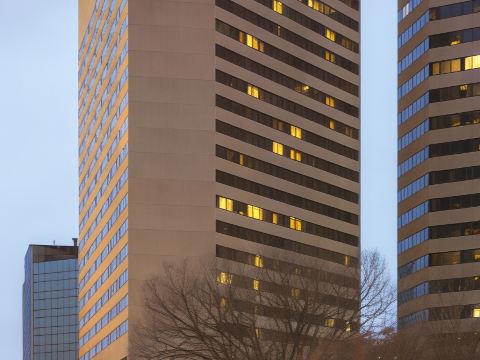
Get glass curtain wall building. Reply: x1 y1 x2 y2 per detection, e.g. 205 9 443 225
77 0 360 358
22 244 79 360
397 0 480 330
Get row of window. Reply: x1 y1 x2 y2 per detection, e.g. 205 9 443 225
430 109 480 130
398 92 428 125
33 307 77 322
79 269 128 329
256 0 359 53
215 0 359 74
79 295 128 347
398 65 429 100
398 11 428 49
398 119 428 151
398 146 428 177
33 279 77 295
399 220 480 254
217 195 358 246
216 221 358 267
216 119 358 182
399 275 480 306
400 247 480 279
398 0 422 23
33 297 77 312
398 38 428 75
217 45 358 117
216 70 357 139
429 136 480 158
79 320 128 360
399 303 480 329
430 82 480 103
398 200 428 228
297 0 358 30
33 260 77 275
430 26 480 49
79 146 127 233
216 95 358 160
217 145 357 203
399 193 480 228
33 289 78 302
398 174 428 203
216 245 358 288
399 110 480 151
79 244 128 311
79 215 128 290
216 20 358 96
429 0 480 21
432 54 480 76
217 170 359 225
216 270 357 310
34 272 77 284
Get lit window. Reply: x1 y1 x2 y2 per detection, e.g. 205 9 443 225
450 38 461 46
254 255 264 268
272 142 284 155
246 34 264 52
432 62 440 75
344 255 350 266
451 59 461 73
326 28 336 42
329 120 335 130
459 84 468 92
255 328 261 338
239 153 245 166
474 250 480 261
325 51 335 63
465 55 480 70
289 217 302 231
345 322 352 332
290 149 302 162
325 96 335 108
219 297 227 308
273 0 283 14
248 205 264 220
290 125 302 139
272 213 278 224
291 288 301 298
247 84 260 98
473 55 480 69
253 279 260 291
325 319 335 328
217 272 233 285
301 84 310 93
218 197 233 211
473 308 480 318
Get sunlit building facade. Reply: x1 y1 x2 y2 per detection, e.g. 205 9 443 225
23 244 79 360
78 0 360 358
397 0 480 330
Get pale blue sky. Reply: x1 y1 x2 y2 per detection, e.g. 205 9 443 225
0 0 397 357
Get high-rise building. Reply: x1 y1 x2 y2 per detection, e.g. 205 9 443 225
77 0 360 358
397 0 480 330
22 244 79 360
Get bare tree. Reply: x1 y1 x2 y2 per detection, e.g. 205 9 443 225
132 249 395 360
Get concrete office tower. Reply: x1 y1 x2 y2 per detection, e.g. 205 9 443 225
397 0 480 331
23 244 79 360
78 0 360 358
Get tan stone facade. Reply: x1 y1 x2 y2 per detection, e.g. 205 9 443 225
397 0 480 331
78 0 360 358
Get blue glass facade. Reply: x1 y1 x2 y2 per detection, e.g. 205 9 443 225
23 245 79 360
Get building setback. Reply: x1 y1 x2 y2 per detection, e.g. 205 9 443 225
77 0 360 358
22 244 79 360
397 0 480 330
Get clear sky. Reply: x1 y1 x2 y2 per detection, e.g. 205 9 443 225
0 0 397 357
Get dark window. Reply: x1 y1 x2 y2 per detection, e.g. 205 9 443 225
430 82 480 103
429 27 480 48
